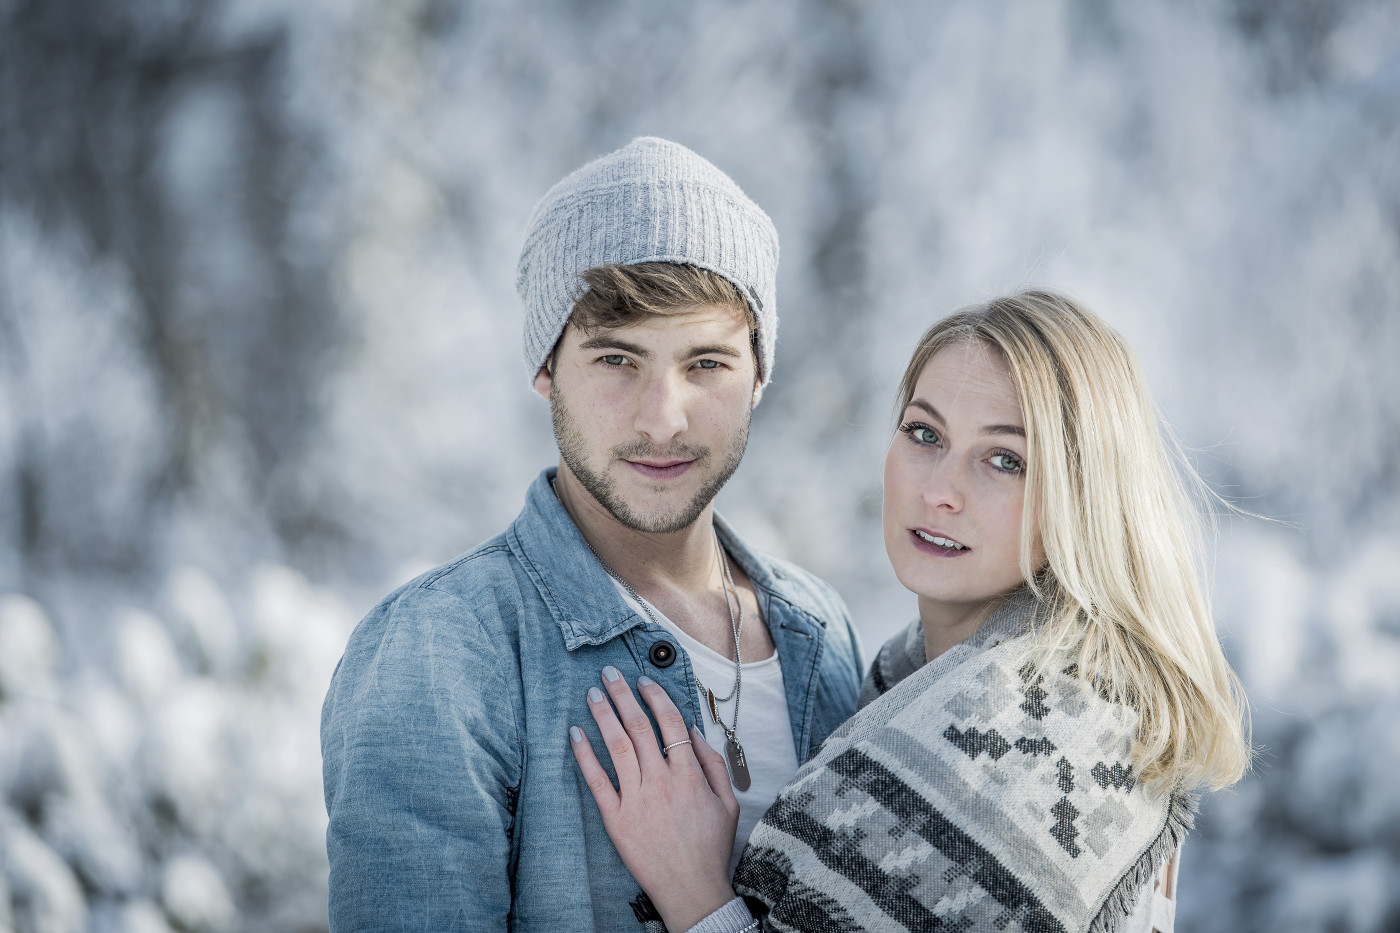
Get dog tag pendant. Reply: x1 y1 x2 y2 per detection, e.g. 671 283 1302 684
725 736 752 791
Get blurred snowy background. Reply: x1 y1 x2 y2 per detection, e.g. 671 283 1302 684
1 0 1397 930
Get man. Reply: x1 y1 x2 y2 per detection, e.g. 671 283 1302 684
321 137 863 931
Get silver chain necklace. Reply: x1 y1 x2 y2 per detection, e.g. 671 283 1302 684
562 482 752 790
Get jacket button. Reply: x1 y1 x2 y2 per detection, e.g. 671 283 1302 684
648 640 677 668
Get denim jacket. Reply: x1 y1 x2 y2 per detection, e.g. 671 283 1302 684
321 468 865 932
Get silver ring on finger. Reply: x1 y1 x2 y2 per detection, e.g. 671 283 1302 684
662 739 693 755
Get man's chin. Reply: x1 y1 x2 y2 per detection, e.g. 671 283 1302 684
606 490 709 535
562 453 738 535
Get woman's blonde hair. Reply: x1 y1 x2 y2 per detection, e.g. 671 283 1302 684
896 288 1250 791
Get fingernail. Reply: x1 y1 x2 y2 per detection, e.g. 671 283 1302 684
588 687 605 703
637 675 654 687
569 725 584 743
602 666 621 682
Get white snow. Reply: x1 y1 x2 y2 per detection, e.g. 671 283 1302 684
159 856 234 933
2 1 1398 930
0 596 59 700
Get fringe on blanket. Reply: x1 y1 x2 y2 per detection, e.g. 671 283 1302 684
1088 790 1198 933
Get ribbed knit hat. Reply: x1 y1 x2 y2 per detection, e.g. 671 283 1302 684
515 137 780 387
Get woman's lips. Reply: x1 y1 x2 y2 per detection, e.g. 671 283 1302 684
627 459 693 480
909 528 971 557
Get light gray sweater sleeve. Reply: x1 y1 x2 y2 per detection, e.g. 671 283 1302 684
858 617 925 708
684 896 757 933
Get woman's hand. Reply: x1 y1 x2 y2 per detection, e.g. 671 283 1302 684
570 666 740 933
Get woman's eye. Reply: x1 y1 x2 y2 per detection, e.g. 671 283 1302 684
990 452 1025 474
899 422 940 446
601 355 627 366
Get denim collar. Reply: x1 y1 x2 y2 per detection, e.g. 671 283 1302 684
509 467 827 650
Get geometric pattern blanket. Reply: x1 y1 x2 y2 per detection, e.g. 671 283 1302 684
732 596 1194 933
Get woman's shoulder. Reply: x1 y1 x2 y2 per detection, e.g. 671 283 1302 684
857 594 1036 710
857 618 926 709
740 627 1189 933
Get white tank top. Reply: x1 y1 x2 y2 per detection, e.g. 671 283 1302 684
611 579 799 875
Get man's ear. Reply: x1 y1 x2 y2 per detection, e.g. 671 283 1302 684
533 360 553 400
750 380 763 408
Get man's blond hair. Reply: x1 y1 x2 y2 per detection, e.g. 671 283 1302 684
571 262 755 338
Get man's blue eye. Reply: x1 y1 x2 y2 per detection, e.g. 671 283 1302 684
696 359 720 370
602 355 626 366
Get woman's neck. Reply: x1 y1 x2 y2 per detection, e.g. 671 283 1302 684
917 596 999 662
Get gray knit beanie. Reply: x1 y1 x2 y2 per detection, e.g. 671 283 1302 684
515 137 780 387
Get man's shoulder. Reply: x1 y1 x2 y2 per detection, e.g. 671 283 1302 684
739 544 866 719
742 546 851 633
400 530 522 605
327 531 537 712
348 530 531 651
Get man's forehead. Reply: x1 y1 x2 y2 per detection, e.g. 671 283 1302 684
566 305 754 345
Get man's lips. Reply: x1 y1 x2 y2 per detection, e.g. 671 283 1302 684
626 459 694 480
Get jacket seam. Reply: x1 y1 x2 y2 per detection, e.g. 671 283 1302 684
407 581 527 858
417 542 513 589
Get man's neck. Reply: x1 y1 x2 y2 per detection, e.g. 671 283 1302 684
552 462 775 663
551 463 719 596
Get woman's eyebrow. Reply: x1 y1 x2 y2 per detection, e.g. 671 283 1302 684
908 399 1024 437
981 423 1026 438
907 399 945 423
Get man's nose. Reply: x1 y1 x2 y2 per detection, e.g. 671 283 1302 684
633 373 688 444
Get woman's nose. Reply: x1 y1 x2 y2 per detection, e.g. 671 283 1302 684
921 459 965 511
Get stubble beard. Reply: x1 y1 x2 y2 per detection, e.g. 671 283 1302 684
550 386 750 535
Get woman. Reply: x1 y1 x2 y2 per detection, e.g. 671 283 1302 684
569 288 1251 933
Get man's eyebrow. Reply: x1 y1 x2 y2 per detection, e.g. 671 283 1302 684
684 344 744 361
576 335 746 363
905 399 1025 437
576 336 652 359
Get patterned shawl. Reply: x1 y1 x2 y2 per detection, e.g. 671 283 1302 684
731 594 1193 933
